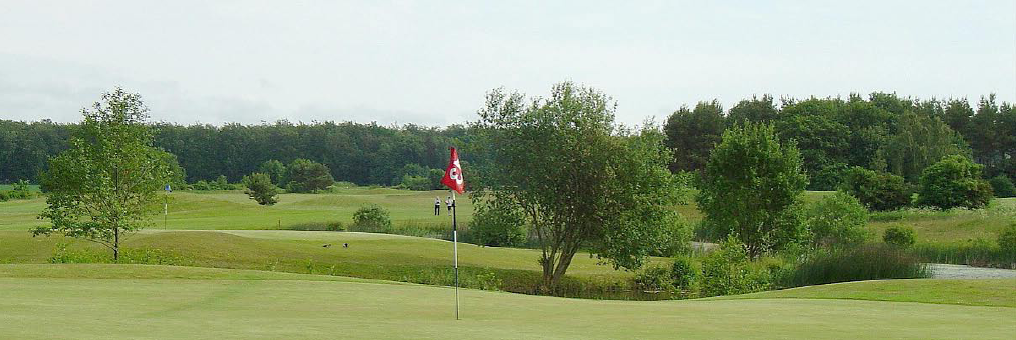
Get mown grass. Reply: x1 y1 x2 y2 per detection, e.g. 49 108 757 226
0 230 662 299
720 278 1016 308
0 264 1011 339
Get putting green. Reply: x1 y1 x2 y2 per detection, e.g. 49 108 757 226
0 264 1012 339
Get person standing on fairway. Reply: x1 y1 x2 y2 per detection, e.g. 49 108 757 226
434 196 441 215
445 196 453 214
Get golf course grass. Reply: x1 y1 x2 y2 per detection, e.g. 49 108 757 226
0 264 1012 339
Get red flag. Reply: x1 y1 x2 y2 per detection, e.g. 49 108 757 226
441 147 465 194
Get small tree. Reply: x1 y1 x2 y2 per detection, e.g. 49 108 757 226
805 191 870 247
242 173 279 205
351 205 391 232
286 159 334 193
916 155 993 209
258 159 287 185
988 175 1015 198
840 167 911 211
696 123 808 257
469 201 527 247
883 224 916 247
34 88 170 260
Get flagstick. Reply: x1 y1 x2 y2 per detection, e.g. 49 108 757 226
452 190 459 320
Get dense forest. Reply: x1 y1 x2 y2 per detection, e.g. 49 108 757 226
1 92 1012 190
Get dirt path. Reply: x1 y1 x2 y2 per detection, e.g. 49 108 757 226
929 264 1016 279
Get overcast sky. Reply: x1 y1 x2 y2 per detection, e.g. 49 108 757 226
1 1 1014 127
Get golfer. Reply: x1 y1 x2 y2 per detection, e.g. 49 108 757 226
434 197 441 215
446 196 453 214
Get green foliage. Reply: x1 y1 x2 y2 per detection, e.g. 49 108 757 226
840 166 911 211
988 175 1015 198
916 155 993 209
883 224 916 247
242 173 279 205
34 88 171 260
192 180 212 190
471 82 687 288
213 175 230 190
633 265 674 293
399 175 431 191
0 179 35 201
696 123 808 257
257 160 287 185
805 191 870 247
654 217 692 257
879 111 970 182
700 238 775 297
780 244 930 288
469 202 527 247
351 205 392 232
913 238 1014 269
669 256 700 291
663 100 726 172
158 151 187 189
285 159 335 193
999 223 1016 260
427 168 445 190
49 242 191 265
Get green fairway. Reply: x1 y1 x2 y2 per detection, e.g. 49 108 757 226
0 188 474 231
0 264 1012 339
718 278 1016 308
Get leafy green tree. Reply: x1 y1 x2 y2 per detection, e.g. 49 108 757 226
257 160 286 185
879 111 969 182
242 173 279 205
696 123 808 257
988 175 1015 198
351 205 391 232
663 100 725 172
775 114 849 190
727 95 779 124
916 155 993 209
805 192 870 247
34 88 170 260
285 158 334 193
840 167 911 211
469 201 528 247
427 168 445 190
471 82 687 289
157 151 187 189
213 175 230 190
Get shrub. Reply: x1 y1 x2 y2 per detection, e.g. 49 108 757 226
286 159 335 193
999 223 1016 259
634 265 674 293
917 155 994 209
399 175 431 191
428 169 446 190
883 224 916 247
670 256 700 291
700 238 775 297
192 180 212 190
840 166 911 211
989 175 1016 198
351 205 392 232
242 173 279 205
805 191 870 247
469 203 527 247
258 160 287 185
780 244 929 287
213 175 230 190
654 217 693 257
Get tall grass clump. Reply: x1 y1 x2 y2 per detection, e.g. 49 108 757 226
913 223 1016 269
780 244 929 287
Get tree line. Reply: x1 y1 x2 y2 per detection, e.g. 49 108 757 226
1 92 1012 190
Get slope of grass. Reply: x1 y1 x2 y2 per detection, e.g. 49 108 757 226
0 264 1011 339
718 278 1016 308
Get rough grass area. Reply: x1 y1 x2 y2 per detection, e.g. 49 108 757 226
0 264 1011 339
868 198 1016 243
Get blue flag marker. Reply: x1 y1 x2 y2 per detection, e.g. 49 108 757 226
165 184 172 192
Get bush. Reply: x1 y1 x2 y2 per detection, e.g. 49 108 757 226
242 173 279 205
351 205 392 232
469 203 527 247
428 169 446 190
192 180 212 190
213 175 230 190
805 191 870 247
654 217 693 257
999 223 1016 260
700 238 775 297
917 155 994 209
989 175 1016 198
634 265 674 293
840 166 911 211
399 175 431 191
670 256 700 291
286 159 335 193
780 244 929 287
883 224 916 247
258 160 287 185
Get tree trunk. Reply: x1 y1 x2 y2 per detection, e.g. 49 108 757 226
113 227 119 261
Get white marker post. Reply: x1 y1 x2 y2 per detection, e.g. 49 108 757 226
164 184 171 229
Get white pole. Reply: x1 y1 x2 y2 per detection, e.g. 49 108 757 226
452 190 459 320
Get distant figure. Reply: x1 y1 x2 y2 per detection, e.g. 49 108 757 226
445 196 453 214
343 243 349 248
434 196 441 215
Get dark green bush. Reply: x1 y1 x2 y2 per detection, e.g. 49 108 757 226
286 158 335 193
883 224 916 247
805 191 870 247
634 265 674 293
242 172 279 205
654 217 692 256
999 223 1016 260
670 256 700 291
191 180 212 190
989 175 1015 198
351 205 392 232
916 155 993 209
699 238 775 297
469 204 527 247
399 175 431 191
780 244 929 287
840 166 911 211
